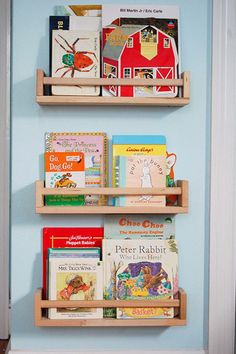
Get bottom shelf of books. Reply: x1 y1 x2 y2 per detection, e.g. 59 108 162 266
34 288 187 327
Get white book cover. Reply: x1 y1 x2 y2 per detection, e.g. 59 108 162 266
52 30 100 96
102 5 180 98
103 239 178 319
48 258 103 319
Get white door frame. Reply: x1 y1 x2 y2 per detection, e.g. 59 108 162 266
209 0 236 353
0 0 10 340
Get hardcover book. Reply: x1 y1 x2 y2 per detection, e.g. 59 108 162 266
115 155 166 206
48 255 103 319
45 151 85 206
103 239 178 319
51 29 100 96
42 227 104 298
45 132 108 205
104 215 175 239
112 135 166 187
102 5 180 97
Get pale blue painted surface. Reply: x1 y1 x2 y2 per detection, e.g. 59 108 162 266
11 0 211 350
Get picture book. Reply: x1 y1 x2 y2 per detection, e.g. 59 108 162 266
112 135 166 187
104 215 175 239
55 5 102 17
48 247 101 259
45 132 108 205
48 256 103 319
51 30 100 96
102 5 180 97
45 151 85 206
103 239 178 319
115 155 166 206
42 227 104 298
49 16 101 75
166 152 177 205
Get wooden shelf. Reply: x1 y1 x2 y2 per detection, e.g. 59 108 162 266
36 69 190 107
34 288 187 327
35 180 188 214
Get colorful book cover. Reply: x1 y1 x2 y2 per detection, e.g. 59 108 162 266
49 16 102 75
103 239 178 319
102 5 180 97
104 215 175 239
42 227 104 298
51 30 100 96
45 132 108 205
116 155 166 206
48 256 103 319
45 151 85 206
55 5 102 17
112 135 166 187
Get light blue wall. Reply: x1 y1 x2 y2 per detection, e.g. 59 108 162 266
11 0 211 350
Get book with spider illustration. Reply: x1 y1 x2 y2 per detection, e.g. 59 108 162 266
103 238 178 319
45 151 85 206
51 29 100 95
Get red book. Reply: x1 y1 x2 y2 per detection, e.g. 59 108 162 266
42 227 104 298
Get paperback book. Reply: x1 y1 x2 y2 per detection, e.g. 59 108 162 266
48 254 103 319
45 132 108 205
115 155 166 206
104 215 175 239
103 239 178 319
45 151 85 206
51 29 100 96
42 227 104 298
102 5 180 97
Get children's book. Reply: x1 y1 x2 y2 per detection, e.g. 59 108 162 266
55 5 102 17
45 132 108 205
112 135 166 187
104 215 175 239
45 151 85 206
102 5 180 97
49 16 101 75
48 255 103 319
42 227 104 298
103 239 178 319
116 155 166 206
51 30 100 96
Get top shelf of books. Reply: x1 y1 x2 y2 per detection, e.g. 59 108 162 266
36 69 190 107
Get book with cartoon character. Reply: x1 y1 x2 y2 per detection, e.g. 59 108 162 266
104 215 175 239
45 132 108 205
115 155 166 206
51 29 100 96
103 238 178 319
48 252 103 319
45 151 85 206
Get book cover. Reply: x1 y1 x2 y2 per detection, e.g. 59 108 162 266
104 215 175 239
49 16 102 75
55 5 102 17
102 5 180 97
45 151 85 206
51 30 100 96
116 155 166 207
42 227 104 298
103 239 178 319
45 132 108 205
48 257 103 319
112 135 166 187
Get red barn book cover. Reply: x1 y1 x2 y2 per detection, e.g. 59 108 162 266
42 227 104 298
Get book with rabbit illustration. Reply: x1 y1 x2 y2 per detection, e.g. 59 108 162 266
45 151 85 206
115 155 166 206
104 215 175 239
103 238 178 319
51 29 100 96
48 254 103 319
45 132 108 206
